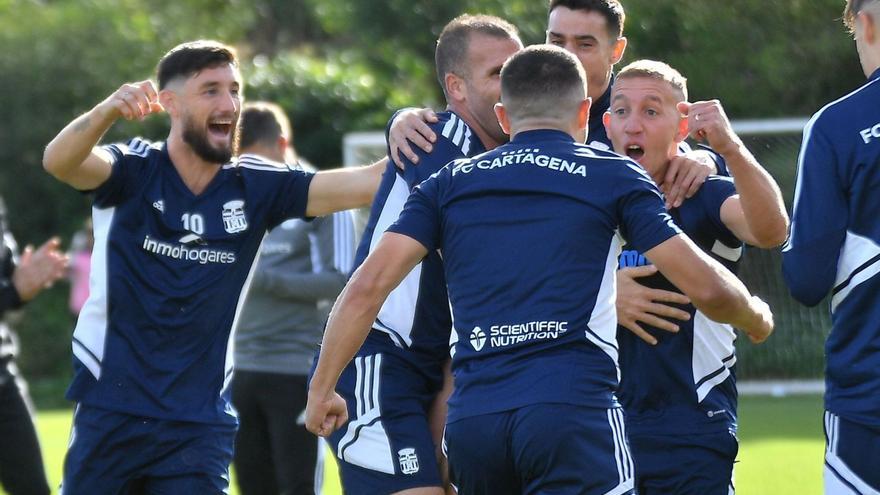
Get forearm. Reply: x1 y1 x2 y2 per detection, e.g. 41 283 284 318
251 270 347 302
721 143 789 247
43 104 116 185
305 159 386 217
309 274 385 396
691 258 762 329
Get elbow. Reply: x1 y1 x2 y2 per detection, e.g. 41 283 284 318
42 145 68 181
782 258 827 307
783 277 825 308
750 216 791 249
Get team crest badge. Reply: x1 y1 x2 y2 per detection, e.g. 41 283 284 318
398 448 419 475
222 200 248 234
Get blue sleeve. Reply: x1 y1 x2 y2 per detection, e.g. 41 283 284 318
93 138 151 208
617 162 682 253
700 145 730 177
695 176 739 244
266 167 315 230
385 111 468 187
782 119 847 306
386 172 443 251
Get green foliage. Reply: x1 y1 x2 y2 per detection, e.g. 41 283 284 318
245 48 436 167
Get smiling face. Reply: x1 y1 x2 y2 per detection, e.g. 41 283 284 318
603 76 687 181
168 63 242 164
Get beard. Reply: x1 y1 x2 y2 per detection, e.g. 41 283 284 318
181 114 239 164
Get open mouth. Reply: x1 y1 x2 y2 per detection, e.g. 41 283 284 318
208 119 233 138
625 144 645 161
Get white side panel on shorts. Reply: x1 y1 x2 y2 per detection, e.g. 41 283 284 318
824 412 880 494
337 355 395 474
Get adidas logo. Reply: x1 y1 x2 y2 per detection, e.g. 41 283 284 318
152 200 165 212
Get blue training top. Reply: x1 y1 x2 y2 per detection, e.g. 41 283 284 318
617 171 742 436
388 129 681 423
68 138 313 425
783 68 880 427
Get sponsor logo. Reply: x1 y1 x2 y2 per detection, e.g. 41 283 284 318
152 199 165 212
451 148 588 178
707 409 727 418
488 320 568 348
859 122 880 144
222 200 248 234
470 327 486 351
142 235 236 264
398 448 419 475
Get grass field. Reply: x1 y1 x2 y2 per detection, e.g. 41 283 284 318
4 394 823 494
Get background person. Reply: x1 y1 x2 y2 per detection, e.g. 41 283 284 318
231 101 357 495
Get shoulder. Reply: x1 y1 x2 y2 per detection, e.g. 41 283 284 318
104 137 162 162
690 175 736 204
233 153 297 173
809 77 880 138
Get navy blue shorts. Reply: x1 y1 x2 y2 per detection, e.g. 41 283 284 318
444 404 635 495
824 411 880 493
319 338 443 495
627 429 737 494
61 404 236 494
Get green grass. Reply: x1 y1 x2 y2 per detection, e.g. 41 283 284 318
5 395 824 494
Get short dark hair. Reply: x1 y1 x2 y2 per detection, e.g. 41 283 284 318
435 14 520 98
157 40 239 90
500 44 587 122
548 0 625 39
239 102 291 150
844 0 878 32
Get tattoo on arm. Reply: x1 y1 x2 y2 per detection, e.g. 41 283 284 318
72 116 91 133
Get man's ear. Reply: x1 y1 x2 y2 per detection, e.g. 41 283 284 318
578 98 592 131
494 102 511 136
860 10 877 45
159 89 177 117
445 73 467 103
610 37 628 65
676 106 689 143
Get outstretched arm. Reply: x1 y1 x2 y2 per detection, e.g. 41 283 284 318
305 158 387 217
305 232 428 436
645 234 773 343
43 81 163 190
680 101 789 247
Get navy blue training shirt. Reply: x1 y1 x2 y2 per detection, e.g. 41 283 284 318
68 138 313 425
783 69 880 427
388 129 681 422
617 173 742 436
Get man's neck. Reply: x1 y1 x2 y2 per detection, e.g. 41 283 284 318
588 72 612 104
166 134 222 196
447 104 503 151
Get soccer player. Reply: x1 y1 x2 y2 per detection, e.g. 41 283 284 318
306 45 773 495
605 60 788 494
42 40 383 493
231 102 357 495
315 15 522 495
782 1 880 492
